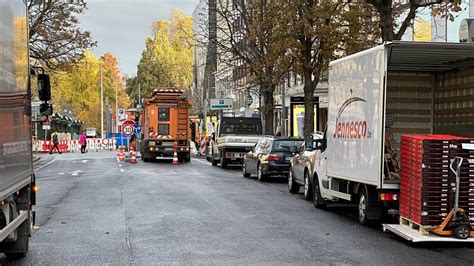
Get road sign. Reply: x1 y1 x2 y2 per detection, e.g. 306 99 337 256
210 98 233 110
118 109 126 121
42 125 50 130
133 124 142 134
122 119 134 128
122 124 134 136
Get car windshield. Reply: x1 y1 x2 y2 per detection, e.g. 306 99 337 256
273 140 304 151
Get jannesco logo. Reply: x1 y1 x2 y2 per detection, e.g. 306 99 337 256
333 97 368 139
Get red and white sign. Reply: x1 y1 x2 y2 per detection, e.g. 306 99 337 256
122 119 134 128
122 124 134 136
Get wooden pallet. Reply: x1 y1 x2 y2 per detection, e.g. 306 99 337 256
400 216 437 236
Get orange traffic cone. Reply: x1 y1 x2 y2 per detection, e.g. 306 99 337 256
130 148 137 164
172 149 179 165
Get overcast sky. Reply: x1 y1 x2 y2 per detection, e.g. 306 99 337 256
78 0 196 77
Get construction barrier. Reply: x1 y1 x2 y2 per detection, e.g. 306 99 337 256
32 138 117 153
199 135 206 156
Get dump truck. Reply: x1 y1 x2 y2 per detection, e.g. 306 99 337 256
140 88 191 162
308 42 474 240
0 0 51 258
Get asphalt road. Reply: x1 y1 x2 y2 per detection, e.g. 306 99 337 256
2 151 474 265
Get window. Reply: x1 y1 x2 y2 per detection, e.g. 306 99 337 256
158 124 169 135
158 108 169 121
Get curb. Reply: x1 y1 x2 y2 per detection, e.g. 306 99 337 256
33 156 42 165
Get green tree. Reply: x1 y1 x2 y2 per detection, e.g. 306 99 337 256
130 9 194 100
50 51 130 129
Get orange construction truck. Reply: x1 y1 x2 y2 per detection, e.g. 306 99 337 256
140 88 191 162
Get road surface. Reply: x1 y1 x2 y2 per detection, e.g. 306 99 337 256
2 151 474 264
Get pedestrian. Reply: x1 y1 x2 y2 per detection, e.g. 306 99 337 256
49 133 62 154
79 131 87 154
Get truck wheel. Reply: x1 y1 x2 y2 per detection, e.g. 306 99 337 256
313 175 327 209
288 168 300 194
220 151 228 169
358 187 370 225
3 214 30 259
242 161 250 178
211 159 218 166
257 163 266 182
303 171 313 201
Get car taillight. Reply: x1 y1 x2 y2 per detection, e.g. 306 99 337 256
179 147 189 152
268 154 279 161
379 193 398 201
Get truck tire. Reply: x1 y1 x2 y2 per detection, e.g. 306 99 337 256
220 150 228 169
288 167 300 194
358 187 370 225
257 163 266 182
313 175 327 209
2 211 30 259
211 150 218 166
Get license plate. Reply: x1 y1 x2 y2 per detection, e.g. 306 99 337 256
285 157 291 161
226 152 244 158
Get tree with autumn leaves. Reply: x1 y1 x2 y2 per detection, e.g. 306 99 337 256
50 52 130 130
127 10 194 101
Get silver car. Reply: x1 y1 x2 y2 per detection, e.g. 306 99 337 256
287 132 325 201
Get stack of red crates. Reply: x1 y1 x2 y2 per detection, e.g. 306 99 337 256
400 134 474 226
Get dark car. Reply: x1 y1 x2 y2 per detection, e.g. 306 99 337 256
242 137 303 181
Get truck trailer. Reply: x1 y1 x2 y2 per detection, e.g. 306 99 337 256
311 41 474 226
141 88 191 162
0 0 51 258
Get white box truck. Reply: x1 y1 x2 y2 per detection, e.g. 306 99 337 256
312 41 474 225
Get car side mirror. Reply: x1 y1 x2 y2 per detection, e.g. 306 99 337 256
38 74 51 102
314 139 326 150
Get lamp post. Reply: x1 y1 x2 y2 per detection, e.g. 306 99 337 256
100 64 104 138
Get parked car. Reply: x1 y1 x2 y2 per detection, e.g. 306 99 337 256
242 137 304 181
288 132 324 200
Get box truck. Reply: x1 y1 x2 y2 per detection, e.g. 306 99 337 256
310 41 474 225
0 0 51 258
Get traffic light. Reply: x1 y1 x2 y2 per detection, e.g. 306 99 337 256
134 113 139 123
40 103 53 115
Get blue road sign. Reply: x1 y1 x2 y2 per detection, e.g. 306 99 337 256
133 124 142 134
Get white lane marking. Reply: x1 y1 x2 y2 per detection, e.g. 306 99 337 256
58 173 65 175
36 157 57 171
119 164 122 167
193 158 212 166
71 170 83 176
120 169 125 173
81 160 89 164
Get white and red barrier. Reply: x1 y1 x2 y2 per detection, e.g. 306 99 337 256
32 138 117 153
199 136 206 156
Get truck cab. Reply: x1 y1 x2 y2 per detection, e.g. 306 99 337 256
210 117 262 168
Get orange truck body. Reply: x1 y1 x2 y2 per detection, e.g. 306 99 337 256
140 88 191 162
